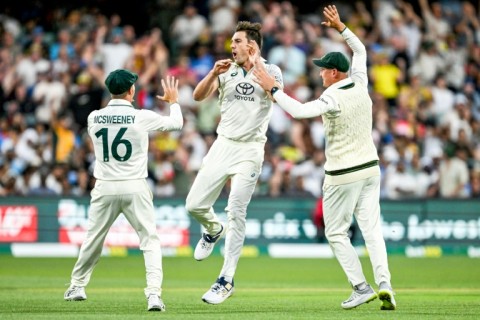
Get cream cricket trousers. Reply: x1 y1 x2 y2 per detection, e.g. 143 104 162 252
186 136 264 278
323 175 391 287
70 179 163 298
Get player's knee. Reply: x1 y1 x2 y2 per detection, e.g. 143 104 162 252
185 196 200 214
227 214 246 232
140 234 161 250
325 230 348 244
362 232 380 244
226 200 247 218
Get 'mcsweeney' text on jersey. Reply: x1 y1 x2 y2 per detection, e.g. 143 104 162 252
87 99 182 180
93 115 135 124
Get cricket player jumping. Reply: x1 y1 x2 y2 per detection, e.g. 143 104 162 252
185 21 283 304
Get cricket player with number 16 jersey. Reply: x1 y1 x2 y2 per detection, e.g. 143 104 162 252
64 70 183 312
185 21 283 304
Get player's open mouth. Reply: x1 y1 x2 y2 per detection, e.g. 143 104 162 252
232 52 237 59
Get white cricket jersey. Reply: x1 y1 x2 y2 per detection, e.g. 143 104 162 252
216 62 283 143
87 99 183 180
272 28 379 185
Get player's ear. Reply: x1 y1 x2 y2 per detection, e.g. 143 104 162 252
249 40 260 56
247 41 254 54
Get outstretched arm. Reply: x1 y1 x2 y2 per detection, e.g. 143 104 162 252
156 75 179 104
156 76 183 130
321 5 346 32
323 5 368 86
253 60 338 119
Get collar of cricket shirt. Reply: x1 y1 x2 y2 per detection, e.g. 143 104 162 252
232 57 267 76
231 57 267 67
107 99 134 108
330 77 353 90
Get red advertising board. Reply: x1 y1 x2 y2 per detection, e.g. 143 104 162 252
0 206 38 242
57 199 190 248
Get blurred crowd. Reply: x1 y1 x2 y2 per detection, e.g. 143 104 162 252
0 0 480 199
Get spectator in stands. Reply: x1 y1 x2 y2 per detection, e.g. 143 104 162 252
190 42 215 82
369 49 404 108
469 170 480 198
14 120 43 168
268 29 307 87
67 71 104 133
1 1 480 201
439 143 470 198
170 3 208 58
32 66 67 125
409 40 445 86
290 148 325 198
94 24 133 77
49 28 75 61
208 0 241 35
51 111 75 164
418 0 451 43
384 158 417 199
27 165 56 196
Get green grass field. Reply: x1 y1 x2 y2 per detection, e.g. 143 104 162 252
1 255 479 319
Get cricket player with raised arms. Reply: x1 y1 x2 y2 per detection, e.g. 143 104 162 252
253 5 396 311
185 21 283 304
64 70 183 312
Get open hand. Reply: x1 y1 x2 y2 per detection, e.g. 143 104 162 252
156 76 179 104
252 62 275 92
321 5 346 32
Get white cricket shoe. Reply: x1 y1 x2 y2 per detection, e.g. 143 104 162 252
147 294 165 311
202 277 234 304
378 282 396 310
194 223 227 261
341 284 377 309
64 285 87 301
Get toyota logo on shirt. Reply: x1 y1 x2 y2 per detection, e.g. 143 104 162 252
235 82 254 95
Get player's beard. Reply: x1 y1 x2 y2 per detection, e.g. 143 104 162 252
234 52 248 66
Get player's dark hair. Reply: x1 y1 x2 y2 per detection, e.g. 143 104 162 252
235 21 262 50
